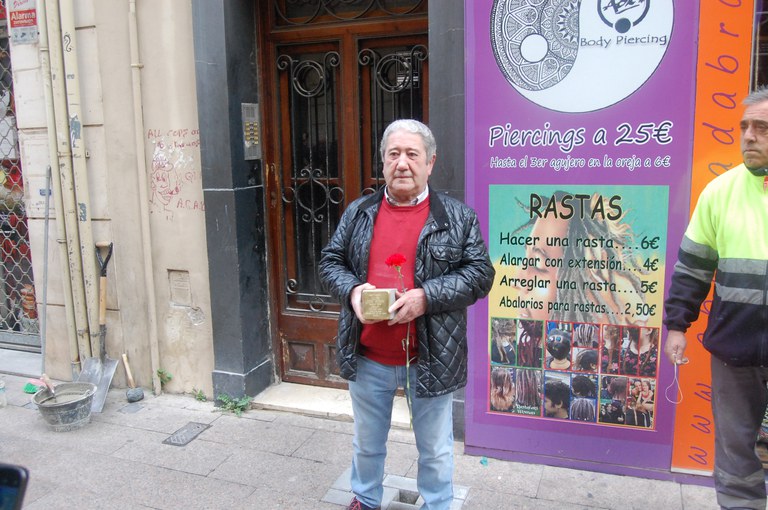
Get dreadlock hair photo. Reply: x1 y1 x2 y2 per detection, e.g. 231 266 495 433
601 324 621 374
625 396 652 427
490 317 516 365
516 319 543 368
573 323 599 347
599 375 629 425
574 348 598 372
515 368 542 409
570 397 596 422
490 367 516 412
621 326 660 377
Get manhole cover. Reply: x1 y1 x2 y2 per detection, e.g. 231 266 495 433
163 422 210 446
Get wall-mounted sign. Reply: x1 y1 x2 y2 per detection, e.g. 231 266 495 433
9 0 37 45
0 0 8 39
465 0 702 477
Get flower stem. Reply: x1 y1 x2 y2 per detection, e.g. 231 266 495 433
403 322 413 429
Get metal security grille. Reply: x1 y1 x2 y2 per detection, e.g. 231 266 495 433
273 0 426 26
359 44 427 194
277 49 342 314
0 35 38 351
275 41 427 315
754 9 768 88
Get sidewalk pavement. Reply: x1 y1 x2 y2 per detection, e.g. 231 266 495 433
0 372 720 510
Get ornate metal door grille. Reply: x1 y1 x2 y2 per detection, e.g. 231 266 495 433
277 50 343 314
273 0 426 26
276 41 427 317
359 43 427 194
0 35 38 351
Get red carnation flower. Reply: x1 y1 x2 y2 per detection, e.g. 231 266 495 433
385 253 406 268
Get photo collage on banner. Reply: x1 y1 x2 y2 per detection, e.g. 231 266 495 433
488 185 667 429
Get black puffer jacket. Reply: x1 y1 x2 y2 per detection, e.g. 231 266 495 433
319 188 495 397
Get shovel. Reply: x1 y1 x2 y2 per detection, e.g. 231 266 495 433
78 242 118 413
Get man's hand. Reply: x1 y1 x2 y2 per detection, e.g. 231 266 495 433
664 330 688 364
388 288 427 325
350 283 381 324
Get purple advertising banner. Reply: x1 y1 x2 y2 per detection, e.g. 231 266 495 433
465 0 700 474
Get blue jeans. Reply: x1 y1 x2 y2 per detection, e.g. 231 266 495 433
349 356 455 510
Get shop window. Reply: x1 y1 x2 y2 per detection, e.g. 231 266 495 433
0 33 38 350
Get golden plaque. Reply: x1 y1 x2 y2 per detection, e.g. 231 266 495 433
361 289 396 321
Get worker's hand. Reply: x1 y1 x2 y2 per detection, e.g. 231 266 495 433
664 330 688 365
351 283 381 324
388 288 427 325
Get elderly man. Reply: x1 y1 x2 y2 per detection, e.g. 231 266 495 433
319 119 495 510
664 87 768 510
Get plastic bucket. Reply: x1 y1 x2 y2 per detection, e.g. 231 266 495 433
33 382 96 432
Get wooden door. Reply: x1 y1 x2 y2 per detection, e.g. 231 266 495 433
260 1 428 387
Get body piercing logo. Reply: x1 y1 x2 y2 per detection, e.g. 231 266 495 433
489 0 672 112
598 0 651 34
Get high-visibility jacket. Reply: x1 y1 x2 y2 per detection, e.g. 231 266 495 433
664 164 768 366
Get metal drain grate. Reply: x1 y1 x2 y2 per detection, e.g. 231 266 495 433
162 422 210 446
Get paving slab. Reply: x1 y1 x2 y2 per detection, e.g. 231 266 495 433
463 488 595 509
112 430 236 476
451 449 545 499
119 461 255 510
246 485 345 510
209 447 339 498
14 416 161 456
198 412 315 455
23 486 154 510
92 398 220 434
292 429 356 466
680 483 720 510
0 403 41 434
537 464 684 510
273 408 356 435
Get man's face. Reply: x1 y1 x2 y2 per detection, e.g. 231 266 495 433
544 397 558 417
740 101 768 171
382 129 435 204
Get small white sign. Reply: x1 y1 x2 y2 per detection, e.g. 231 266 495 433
8 0 37 45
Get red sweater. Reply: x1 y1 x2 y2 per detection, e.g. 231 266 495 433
360 197 429 365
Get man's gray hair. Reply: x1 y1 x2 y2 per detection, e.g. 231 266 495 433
379 119 437 161
744 86 768 105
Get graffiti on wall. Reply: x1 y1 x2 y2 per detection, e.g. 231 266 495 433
147 128 203 220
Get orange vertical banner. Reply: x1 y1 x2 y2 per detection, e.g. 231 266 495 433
670 1 755 474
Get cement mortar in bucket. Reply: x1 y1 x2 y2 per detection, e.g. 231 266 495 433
33 382 97 432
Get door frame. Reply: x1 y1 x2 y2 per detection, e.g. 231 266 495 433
258 6 429 387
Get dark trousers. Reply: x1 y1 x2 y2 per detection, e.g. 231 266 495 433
711 357 768 510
